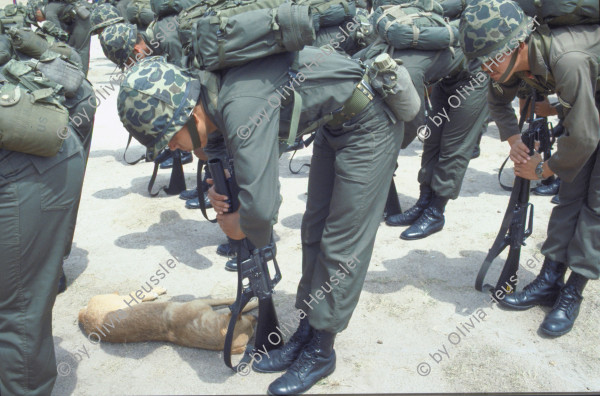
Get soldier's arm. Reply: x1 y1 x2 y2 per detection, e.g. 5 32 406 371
221 96 282 248
487 77 521 142
546 52 600 182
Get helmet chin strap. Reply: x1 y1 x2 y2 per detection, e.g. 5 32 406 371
497 47 520 83
186 116 203 150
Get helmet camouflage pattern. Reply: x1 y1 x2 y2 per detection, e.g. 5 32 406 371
117 57 201 160
459 0 534 70
90 3 124 35
99 23 137 67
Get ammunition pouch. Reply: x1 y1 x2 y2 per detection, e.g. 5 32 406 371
27 51 85 97
8 27 51 59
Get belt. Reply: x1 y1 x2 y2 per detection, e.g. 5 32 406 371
327 76 375 129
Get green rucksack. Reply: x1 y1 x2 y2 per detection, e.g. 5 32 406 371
371 0 458 50
297 0 356 31
514 0 599 26
0 4 28 34
126 0 156 28
0 60 69 157
191 0 315 71
150 0 199 18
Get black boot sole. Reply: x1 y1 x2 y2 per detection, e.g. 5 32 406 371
539 324 573 337
400 224 444 240
497 298 555 311
253 364 288 374
266 359 336 396
385 218 417 227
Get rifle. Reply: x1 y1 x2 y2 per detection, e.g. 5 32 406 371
147 148 187 197
206 158 284 372
476 91 546 294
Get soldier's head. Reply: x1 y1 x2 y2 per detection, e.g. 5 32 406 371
99 23 157 70
99 23 137 68
459 0 539 83
117 57 216 160
90 3 124 36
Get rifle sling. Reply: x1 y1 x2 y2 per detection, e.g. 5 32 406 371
223 242 255 372
197 160 218 223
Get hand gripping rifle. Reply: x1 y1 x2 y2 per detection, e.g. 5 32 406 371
204 158 284 372
475 91 548 294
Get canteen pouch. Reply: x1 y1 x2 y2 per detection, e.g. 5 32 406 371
7 27 51 59
28 52 84 97
0 84 68 157
76 5 91 20
367 53 420 122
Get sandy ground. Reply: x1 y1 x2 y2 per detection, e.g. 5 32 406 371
47 37 600 395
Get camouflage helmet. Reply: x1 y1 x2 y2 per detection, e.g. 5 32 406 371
99 23 137 68
90 4 124 35
117 57 202 160
459 0 534 71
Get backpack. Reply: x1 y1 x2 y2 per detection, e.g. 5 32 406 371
0 4 28 34
150 0 199 18
191 0 315 71
126 0 156 28
297 0 357 31
514 0 599 26
372 0 442 13
371 1 458 50
0 60 69 157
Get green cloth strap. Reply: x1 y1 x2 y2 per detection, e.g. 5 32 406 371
287 89 303 147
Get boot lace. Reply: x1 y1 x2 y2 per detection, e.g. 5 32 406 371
553 285 580 315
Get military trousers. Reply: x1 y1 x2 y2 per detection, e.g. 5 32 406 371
542 142 600 280
417 74 489 199
0 134 85 396
296 98 403 333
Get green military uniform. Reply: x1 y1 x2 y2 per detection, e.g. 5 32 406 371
460 0 599 337
0 77 85 394
359 42 489 237
43 0 92 75
414 51 489 201
197 48 405 331
487 24 600 279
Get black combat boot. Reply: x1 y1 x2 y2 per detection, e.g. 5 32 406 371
179 188 199 201
253 317 313 373
400 196 447 240
551 194 560 205
386 185 433 227
532 177 560 196
216 241 236 258
225 257 237 272
185 192 212 209
540 272 588 336
499 259 566 310
267 329 336 395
